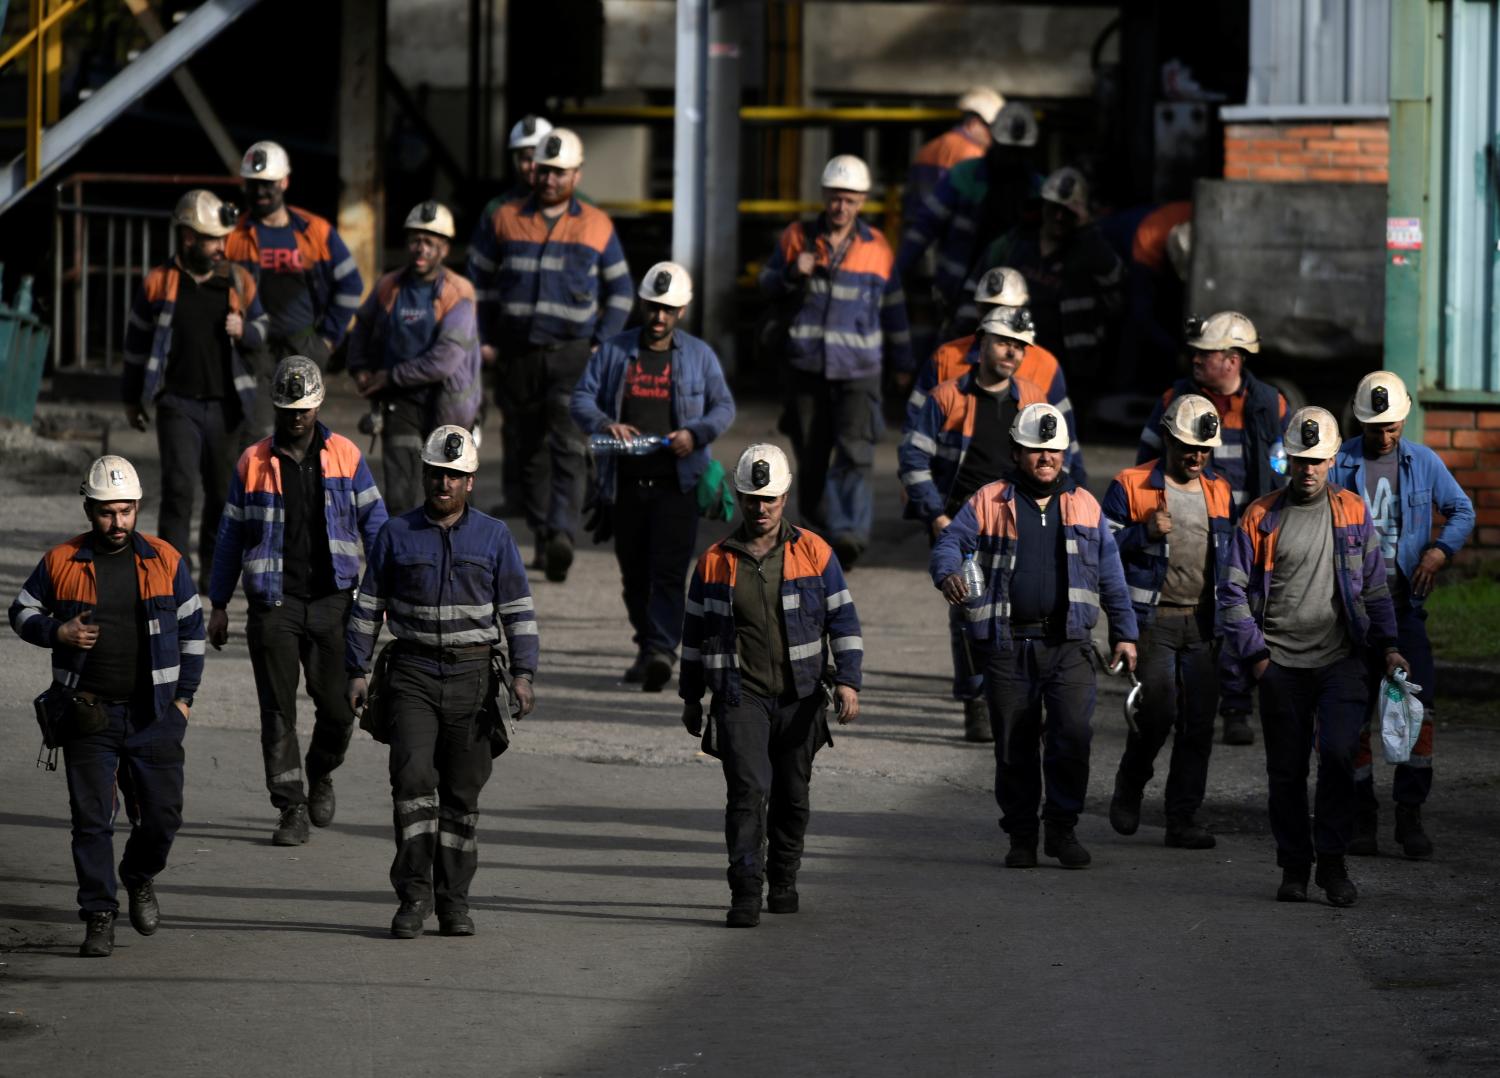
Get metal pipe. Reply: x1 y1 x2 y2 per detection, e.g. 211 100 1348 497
52 182 62 370
123 215 133 368
105 215 115 368
79 213 88 366
557 104 962 124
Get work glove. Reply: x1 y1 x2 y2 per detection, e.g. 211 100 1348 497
681 701 704 737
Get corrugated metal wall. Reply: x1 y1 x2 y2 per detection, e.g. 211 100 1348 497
1247 0 1391 107
1437 0 1500 393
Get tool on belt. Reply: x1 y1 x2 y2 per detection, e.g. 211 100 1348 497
1108 657 1144 735
33 686 111 770
357 641 397 744
481 645 523 758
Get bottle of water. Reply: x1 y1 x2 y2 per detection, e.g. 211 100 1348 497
1269 439 1288 477
589 433 671 456
961 552 986 603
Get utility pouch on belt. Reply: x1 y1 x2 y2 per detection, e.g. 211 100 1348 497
481 646 520 758
358 642 397 744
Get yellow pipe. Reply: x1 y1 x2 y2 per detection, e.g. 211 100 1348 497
44 0 63 125
557 105 960 124
595 199 888 216
0 0 84 73
25 0 44 186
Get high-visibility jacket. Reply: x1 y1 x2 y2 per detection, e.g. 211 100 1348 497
1100 460 1235 631
346 506 539 678
680 526 862 708
898 371 1050 524
1218 485 1398 667
930 478 1138 649
209 424 388 608
1136 372 1289 518
467 195 633 348
1329 436 1475 608
10 531 205 717
759 216 913 380
903 127 987 224
346 266 483 429
224 206 364 346
122 261 268 415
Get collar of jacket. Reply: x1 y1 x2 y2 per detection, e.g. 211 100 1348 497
271 421 328 460
724 519 797 559
71 530 159 564
519 195 583 219
1336 436 1412 469
236 207 313 236
956 369 1028 402
417 503 474 531
628 329 681 359
812 214 874 246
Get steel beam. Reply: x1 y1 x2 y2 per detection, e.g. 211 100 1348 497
338 0 385 300
702 1 741 372
672 0 708 306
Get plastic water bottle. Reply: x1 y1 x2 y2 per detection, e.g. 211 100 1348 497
589 433 671 456
960 552 987 603
1269 438 1288 477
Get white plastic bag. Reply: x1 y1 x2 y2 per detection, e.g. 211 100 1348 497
1379 669 1425 764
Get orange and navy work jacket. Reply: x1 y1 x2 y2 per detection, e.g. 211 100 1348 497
122 262 268 415
902 126 987 221
224 206 364 346
1101 460 1235 631
929 479 1138 649
9 532 205 716
680 526 862 708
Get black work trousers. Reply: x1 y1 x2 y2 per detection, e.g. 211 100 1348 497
715 691 824 896
783 370 882 546
1258 654 1368 868
502 339 592 542
986 637 1098 837
387 659 494 914
156 393 239 588
379 395 429 517
1116 610 1219 820
245 593 355 809
612 478 700 657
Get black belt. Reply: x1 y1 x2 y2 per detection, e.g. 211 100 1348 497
1156 603 1202 617
1010 617 1063 639
392 640 492 664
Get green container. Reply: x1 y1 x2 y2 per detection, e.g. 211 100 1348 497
0 270 51 425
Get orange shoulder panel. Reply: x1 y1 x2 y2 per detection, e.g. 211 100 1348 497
223 221 257 260
1329 485 1368 529
1018 344 1060 389
374 270 403 311
137 534 183 600
699 544 736 587
1131 201 1192 270
43 539 94 605
433 268 476 320
1014 375 1047 408
1116 463 1166 522
568 204 619 253
323 432 364 480
291 207 334 260
841 230 895 277
1203 473 1234 519
932 130 985 171
778 221 807 261
971 481 1018 539
784 530 832 580
1061 487 1103 529
933 336 976 384
242 441 281 495
143 266 178 305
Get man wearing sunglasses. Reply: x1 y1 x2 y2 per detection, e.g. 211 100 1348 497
1331 372 1474 860
1220 406 1409 907
1102 394 1236 851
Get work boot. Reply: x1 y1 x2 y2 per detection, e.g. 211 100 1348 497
1164 816 1217 849
1003 836 1039 869
1348 806 1379 857
1108 775 1142 836
962 698 993 743
307 775 336 828
272 803 310 847
1394 804 1434 860
1221 710 1255 746
642 652 674 694
390 899 433 939
1315 855 1358 907
1043 823 1091 868
544 532 574 583
767 873 799 914
127 880 160 936
438 911 475 937
1277 865 1310 903
79 911 115 958
623 652 648 684
725 894 761 928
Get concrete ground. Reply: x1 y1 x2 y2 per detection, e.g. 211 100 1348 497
1 385 1497 1076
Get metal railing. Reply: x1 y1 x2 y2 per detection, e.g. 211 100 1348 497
52 172 237 370
0 0 90 186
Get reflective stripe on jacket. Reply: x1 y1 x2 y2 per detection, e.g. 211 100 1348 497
122 262 268 414
898 371 1049 523
9 531 205 717
929 479 1138 648
758 216 913 380
1100 460 1235 631
346 507 539 676
680 526 862 707
209 424 388 607
1217 485 1399 666
224 206 364 345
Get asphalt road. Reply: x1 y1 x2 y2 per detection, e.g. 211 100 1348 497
1 388 1496 1076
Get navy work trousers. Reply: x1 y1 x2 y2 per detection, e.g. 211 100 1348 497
156 393 238 587
1356 602 1436 807
612 478 699 657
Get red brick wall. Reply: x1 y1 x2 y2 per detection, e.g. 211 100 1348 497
1423 407 1500 551
1224 120 1389 183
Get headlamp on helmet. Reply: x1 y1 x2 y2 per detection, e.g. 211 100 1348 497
444 433 465 462
1197 411 1220 442
1300 417 1321 448
1038 413 1058 442
1370 385 1390 416
750 460 771 490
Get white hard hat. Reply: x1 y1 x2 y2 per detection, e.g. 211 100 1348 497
535 128 584 170
508 114 553 150
404 200 456 239
973 266 1029 307
990 102 1039 147
1011 403 1070 451
1166 221 1192 281
1352 371 1412 424
82 455 143 501
820 154 871 194
271 356 325 410
733 443 792 498
1040 166 1089 220
421 425 480 474
173 189 237 238
1162 393 1223 448
1186 310 1260 355
977 305 1036 345
957 86 1005 126
240 140 291 181
638 261 692 307
1284 406 1341 461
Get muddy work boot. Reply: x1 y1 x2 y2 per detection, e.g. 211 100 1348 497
272 803 311 846
1108 775 1142 836
1314 855 1358 907
1221 710 1255 746
1004 836 1039 869
307 775 337 828
127 880 160 935
1393 804 1434 860
79 911 116 957
1276 865 1310 903
1043 823 1091 869
390 899 433 939
962 698 993 743
1347 805 1379 857
725 893 761 928
767 876 799 915
1164 816 1216 849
